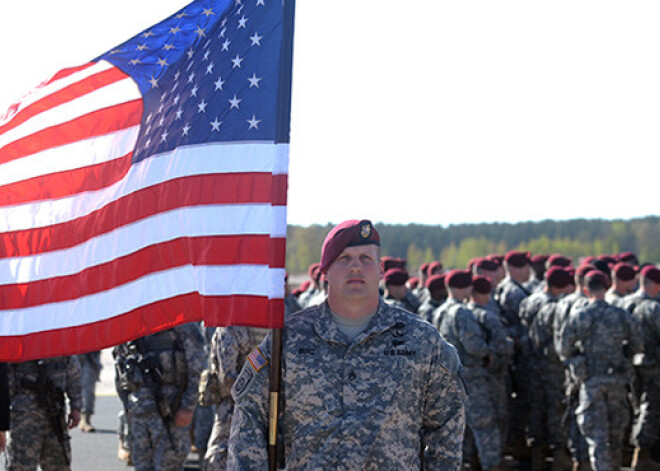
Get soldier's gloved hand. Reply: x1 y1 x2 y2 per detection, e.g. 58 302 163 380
0 431 5 452
174 409 194 428
68 409 81 429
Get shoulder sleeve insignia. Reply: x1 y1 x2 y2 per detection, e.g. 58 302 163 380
247 347 268 372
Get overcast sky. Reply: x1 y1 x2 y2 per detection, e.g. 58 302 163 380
1 1 658 227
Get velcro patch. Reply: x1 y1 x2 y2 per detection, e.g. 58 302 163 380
247 347 268 372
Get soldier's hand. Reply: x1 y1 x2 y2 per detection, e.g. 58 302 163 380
68 409 81 429
174 409 194 428
0 431 5 452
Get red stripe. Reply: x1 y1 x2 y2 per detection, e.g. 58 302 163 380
0 235 286 309
46 63 96 85
0 173 288 258
0 100 142 165
0 294 283 362
272 174 288 205
0 152 132 206
0 67 130 137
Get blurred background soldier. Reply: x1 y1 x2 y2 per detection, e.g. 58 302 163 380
605 262 637 308
524 254 549 293
559 270 643 471
114 323 205 471
628 265 660 471
418 273 447 324
76 351 102 433
202 326 269 470
383 268 418 313
7 356 82 470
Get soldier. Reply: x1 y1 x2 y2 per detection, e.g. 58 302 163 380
297 263 321 309
383 268 419 313
76 351 102 433
435 270 501 471
418 273 447 324
494 251 532 461
228 219 466 470
627 265 660 470
525 267 574 470
605 262 637 308
203 326 269 470
468 275 514 467
524 254 549 293
7 356 82 471
559 270 643 471
114 323 206 471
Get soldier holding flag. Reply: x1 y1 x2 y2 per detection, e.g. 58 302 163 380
228 219 466 470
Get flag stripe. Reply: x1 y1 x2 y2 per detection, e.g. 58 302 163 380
0 142 288 232
0 265 286 336
0 204 287 284
0 99 143 165
0 294 284 362
0 235 286 309
0 126 139 189
0 67 130 138
0 173 287 258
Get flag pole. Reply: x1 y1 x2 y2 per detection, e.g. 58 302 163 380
269 0 295 469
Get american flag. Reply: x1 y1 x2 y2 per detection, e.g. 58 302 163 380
0 0 294 361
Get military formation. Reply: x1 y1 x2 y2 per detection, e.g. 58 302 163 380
2 221 660 471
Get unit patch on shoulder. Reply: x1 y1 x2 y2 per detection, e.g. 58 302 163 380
247 347 269 372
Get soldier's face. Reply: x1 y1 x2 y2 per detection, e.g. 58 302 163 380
325 245 383 310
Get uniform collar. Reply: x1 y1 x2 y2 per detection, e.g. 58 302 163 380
314 299 399 346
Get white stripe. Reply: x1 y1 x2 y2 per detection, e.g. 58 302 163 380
0 61 114 128
0 126 140 187
0 265 285 336
0 142 289 232
0 204 287 284
0 77 140 151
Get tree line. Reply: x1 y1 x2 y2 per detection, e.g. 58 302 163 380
285 216 660 275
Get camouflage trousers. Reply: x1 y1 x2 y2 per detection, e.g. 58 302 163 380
465 370 501 470
79 357 99 414
527 362 568 449
576 380 630 471
633 367 660 450
7 409 71 471
203 398 234 471
131 411 191 471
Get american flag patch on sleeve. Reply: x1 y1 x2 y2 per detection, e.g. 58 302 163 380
247 347 268 372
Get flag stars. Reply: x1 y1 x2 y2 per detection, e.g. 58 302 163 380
191 86 199 97
149 76 159 89
173 94 181 105
221 39 231 52
188 72 196 83
247 115 261 130
175 109 184 120
170 26 181 35
187 48 195 59
137 44 149 51
182 123 191 135
130 58 142 65
202 8 215 17
198 100 208 113
157 57 169 67
206 63 215 75
176 12 189 19
228 95 242 109
247 73 262 88
203 50 211 61
163 43 175 51
210 118 222 131
195 26 206 38
219 27 227 38
232 54 244 69
238 15 248 29
161 130 169 142
256 0 265 5
142 31 155 38
250 32 263 46
214 77 225 91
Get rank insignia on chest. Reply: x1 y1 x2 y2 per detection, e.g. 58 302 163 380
247 347 268 372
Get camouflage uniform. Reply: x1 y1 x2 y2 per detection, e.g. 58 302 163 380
203 326 268 471
418 297 444 324
228 300 466 470
435 298 499 470
605 288 628 309
383 293 418 314
115 324 206 471
626 291 660 453
8 357 82 471
468 300 514 455
554 292 590 465
559 299 643 471
76 351 102 416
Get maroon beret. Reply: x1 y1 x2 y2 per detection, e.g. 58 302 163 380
505 251 530 268
530 254 549 265
472 275 492 294
446 269 473 289
420 262 430 275
617 251 639 265
299 280 311 292
576 264 596 279
545 266 573 289
426 273 446 290
384 268 408 286
319 219 380 272
597 254 617 265
475 258 499 272
547 254 572 268
612 262 637 282
308 263 320 281
582 256 596 265
641 265 660 284
427 261 444 275
585 270 608 289
408 277 420 289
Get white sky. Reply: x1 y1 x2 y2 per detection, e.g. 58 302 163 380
0 1 658 227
